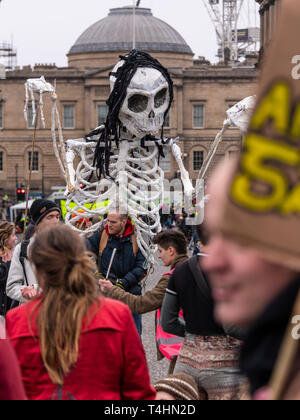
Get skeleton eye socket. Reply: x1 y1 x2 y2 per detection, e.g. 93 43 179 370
154 88 167 108
128 94 148 113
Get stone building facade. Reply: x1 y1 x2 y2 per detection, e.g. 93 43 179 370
256 0 280 48
0 6 258 198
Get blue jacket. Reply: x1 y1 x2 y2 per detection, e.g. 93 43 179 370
86 221 145 296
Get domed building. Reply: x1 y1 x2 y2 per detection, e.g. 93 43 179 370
68 7 194 69
0 5 257 201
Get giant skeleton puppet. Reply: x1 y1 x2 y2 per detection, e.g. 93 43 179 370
24 51 254 265
24 50 194 266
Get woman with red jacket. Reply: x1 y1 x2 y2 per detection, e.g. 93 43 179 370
0 321 27 400
6 224 155 401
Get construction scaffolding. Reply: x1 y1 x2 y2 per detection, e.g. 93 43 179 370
202 0 260 63
0 41 17 71
0 1 17 73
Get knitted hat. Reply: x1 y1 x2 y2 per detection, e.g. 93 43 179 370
30 199 61 226
154 373 203 401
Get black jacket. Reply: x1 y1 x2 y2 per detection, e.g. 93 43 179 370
0 257 12 316
161 256 225 337
240 277 300 396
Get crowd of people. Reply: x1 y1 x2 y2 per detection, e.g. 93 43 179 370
0 199 202 401
160 206 195 242
0 171 298 401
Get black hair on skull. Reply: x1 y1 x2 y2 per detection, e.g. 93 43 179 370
89 49 174 180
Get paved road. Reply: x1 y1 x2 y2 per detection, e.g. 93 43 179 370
140 261 173 385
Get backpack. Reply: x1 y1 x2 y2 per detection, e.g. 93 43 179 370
19 240 30 287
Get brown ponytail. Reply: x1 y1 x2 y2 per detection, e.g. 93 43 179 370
29 224 100 385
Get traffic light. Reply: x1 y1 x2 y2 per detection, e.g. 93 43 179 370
17 188 26 201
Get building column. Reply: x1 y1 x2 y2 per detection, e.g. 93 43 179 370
264 5 270 44
260 8 264 47
269 2 274 40
84 85 92 132
274 0 280 28
176 84 183 137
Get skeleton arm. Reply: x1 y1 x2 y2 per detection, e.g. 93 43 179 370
171 141 194 197
65 149 77 194
154 137 194 197
197 122 231 181
64 138 98 194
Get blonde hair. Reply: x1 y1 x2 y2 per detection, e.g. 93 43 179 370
0 221 15 256
29 224 100 385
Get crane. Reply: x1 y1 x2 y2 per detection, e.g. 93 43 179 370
202 0 259 63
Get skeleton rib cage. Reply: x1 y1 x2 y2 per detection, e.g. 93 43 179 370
63 135 167 266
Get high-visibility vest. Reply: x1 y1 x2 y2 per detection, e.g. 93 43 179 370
156 269 184 361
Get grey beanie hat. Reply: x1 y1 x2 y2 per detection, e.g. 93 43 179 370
30 199 61 225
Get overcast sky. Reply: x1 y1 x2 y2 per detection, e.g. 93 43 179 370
0 0 259 68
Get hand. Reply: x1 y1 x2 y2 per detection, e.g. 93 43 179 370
2 250 13 263
21 286 39 300
99 278 114 294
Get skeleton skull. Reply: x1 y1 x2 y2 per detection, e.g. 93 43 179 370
110 62 170 137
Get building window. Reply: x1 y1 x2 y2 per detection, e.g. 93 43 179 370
0 104 2 128
27 105 35 128
164 110 170 128
0 151 3 171
97 105 108 126
193 105 204 128
193 151 204 171
28 151 39 172
160 149 171 172
63 105 75 128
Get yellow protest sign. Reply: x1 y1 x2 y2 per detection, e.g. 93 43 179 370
221 0 300 270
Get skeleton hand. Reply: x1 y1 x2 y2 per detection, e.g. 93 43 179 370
85 125 105 140
157 137 180 146
24 76 55 128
